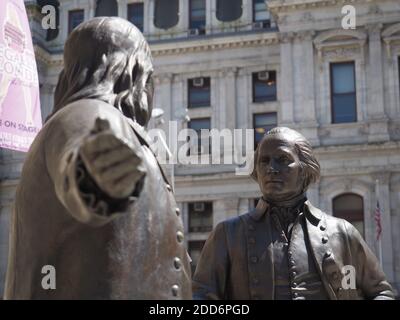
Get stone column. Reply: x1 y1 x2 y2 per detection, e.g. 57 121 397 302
219 68 237 130
293 31 320 145
213 198 239 226
236 69 250 129
366 23 389 142
116 0 128 19
374 173 395 283
279 32 295 126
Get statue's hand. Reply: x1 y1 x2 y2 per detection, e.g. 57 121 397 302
79 117 146 199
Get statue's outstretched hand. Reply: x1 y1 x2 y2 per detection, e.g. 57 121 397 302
79 117 146 199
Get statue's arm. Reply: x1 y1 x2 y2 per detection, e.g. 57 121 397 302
344 220 395 300
44 99 146 226
192 222 229 300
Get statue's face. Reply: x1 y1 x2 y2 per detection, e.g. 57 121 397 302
256 133 304 202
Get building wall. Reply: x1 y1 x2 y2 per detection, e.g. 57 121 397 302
0 0 399 296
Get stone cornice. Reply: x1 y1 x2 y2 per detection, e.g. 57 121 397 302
150 32 279 57
267 0 391 15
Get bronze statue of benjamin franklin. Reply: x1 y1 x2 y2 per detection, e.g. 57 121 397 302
193 127 394 300
4 17 191 299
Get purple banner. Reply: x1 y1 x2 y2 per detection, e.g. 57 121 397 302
0 0 42 152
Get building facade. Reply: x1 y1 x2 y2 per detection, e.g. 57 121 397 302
0 0 399 296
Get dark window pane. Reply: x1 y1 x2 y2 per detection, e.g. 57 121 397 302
332 63 355 93
68 10 84 34
188 77 210 108
95 0 118 17
216 0 242 22
333 193 364 237
332 94 357 123
253 0 269 22
154 0 179 29
188 202 213 232
189 0 206 31
331 62 356 123
188 118 211 155
128 3 144 31
253 112 277 148
252 71 277 102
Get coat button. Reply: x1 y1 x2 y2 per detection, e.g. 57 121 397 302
251 256 258 263
322 236 328 244
324 250 332 258
320 225 326 231
175 208 181 216
289 259 295 266
176 231 184 243
292 282 298 287
166 184 172 192
171 284 179 297
293 292 298 298
174 257 181 270
291 271 297 278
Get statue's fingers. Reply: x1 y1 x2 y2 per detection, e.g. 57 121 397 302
100 160 145 183
82 133 125 158
92 146 141 170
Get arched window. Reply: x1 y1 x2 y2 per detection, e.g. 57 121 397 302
332 193 364 237
154 0 179 29
216 0 242 22
95 0 118 17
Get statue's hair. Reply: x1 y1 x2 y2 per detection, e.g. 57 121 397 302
48 17 154 126
251 127 320 191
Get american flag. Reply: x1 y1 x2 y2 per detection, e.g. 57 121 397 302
375 200 382 241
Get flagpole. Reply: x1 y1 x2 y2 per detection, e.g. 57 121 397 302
375 179 383 268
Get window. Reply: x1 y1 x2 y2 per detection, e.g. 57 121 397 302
188 240 206 275
154 0 179 29
333 193 364 237
216 0 242 22
188 202 213 232
95 0 118 17
252 71 277 102
253 0 269 22
68 9 84 34
253 112 277 149
128 3 144 32
330 62 357 123
188 77 210 108
189 0 206 34
188 118 211 155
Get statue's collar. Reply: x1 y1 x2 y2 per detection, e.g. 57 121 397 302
250 197 323 223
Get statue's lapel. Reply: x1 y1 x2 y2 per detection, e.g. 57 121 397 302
304 201 337 300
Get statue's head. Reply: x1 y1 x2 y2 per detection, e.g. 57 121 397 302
51 17 154 127
251 127 320 203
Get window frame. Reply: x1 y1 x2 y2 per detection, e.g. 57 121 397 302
189 0 206 33
68 9 84 34
253 112 277 149
188 77 211 108
330 61 357 124
127 2 144 32
252 71 277 103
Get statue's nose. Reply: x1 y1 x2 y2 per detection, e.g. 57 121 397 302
267 158 279 174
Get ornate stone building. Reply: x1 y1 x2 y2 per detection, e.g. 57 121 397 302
0 0 399 296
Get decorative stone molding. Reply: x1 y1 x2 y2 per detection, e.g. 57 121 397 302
150 33 279 57
314 29 367 69
382 23 400 60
